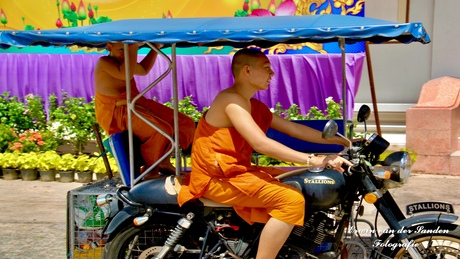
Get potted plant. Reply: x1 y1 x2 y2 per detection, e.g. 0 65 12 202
56 153 76 182
74 154 96 183
92 154 119 181
0 152 22 180
37 151 61 181
18 152 40 181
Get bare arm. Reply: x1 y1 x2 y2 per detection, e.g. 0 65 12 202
135 44 162 76
270 115 349 147
220 95 350 170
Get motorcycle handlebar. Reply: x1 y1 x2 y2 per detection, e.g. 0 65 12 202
275 167 309 180
325 152 354 175
325 163 350 173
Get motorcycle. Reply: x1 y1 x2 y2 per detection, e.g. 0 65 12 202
97 105 460 258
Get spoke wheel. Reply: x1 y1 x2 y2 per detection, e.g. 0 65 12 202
104 222 197 259
392 235 460 259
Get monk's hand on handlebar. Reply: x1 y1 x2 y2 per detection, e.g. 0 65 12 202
323 154 353 173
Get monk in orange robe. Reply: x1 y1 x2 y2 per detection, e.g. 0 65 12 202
178 48 351 259
94 43 195 179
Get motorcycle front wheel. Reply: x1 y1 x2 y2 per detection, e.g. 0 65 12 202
381 223 460 258
104 222 198 259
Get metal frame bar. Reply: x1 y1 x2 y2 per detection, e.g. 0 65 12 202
339 38 348 135
123 43 179 187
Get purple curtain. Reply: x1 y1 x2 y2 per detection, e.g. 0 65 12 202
0 53 364 118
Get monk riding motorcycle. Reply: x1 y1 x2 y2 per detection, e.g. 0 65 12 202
97 105 460 258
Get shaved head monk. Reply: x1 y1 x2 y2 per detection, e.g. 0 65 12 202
178 48 351 259
94 43 195 179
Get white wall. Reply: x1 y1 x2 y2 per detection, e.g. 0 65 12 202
356 0 460 106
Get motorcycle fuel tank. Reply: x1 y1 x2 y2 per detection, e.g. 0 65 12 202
282 169 346 210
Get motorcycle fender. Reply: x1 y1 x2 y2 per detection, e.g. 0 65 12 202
103 206 139 241
377 213 459 243
398 213 458 228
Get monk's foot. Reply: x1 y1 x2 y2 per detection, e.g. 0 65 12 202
142 172 162 180
158 160 183 175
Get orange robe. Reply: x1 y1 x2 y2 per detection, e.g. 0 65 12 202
178 98 304 225
94 79 195 171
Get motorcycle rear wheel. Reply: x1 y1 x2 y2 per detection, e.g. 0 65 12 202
104 222 197 259
381 224 460 258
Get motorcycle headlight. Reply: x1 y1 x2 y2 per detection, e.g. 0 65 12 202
383 151 412 183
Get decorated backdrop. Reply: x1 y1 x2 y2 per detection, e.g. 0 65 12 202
0 0 366 118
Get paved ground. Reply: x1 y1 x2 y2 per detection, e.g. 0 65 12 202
0 173 459 259
0 179 83 259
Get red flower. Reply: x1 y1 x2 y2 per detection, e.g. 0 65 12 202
56 18 63 28
243 0 249 12
71 2 76 12
62 0 71 13
88 9 94 19
248 0 296 17
275 0 297 16
0 9 7 26
10 142 23 151
77 0 87 20
248 9 272 16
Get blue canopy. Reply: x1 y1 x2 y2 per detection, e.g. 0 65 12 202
0 14 430 49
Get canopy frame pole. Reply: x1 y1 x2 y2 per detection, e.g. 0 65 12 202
365 42 382 136
171 44 181 175
123 43 136 188
339 38 347 135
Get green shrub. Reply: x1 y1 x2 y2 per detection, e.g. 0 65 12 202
48 93 97 154
0 124 16 153
0 92 35 131
163 95 208 122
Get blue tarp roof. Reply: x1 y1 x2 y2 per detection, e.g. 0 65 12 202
0 14 430 49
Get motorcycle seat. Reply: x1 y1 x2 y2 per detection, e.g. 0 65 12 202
164 175 232 208
199 198 233 208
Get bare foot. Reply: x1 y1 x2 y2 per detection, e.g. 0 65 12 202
159 160 180 175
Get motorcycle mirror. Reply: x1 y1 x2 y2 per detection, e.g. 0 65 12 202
322 119 352 148
322 120 338 139
357 105 371 123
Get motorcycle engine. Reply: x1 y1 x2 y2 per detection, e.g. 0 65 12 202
205 208 254 257
283 211 337 257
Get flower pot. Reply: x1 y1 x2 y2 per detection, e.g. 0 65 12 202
95 173 106 181
58 170 75 183
39 170 56 182
2 168 19 180
76 171 92 183
21 168 39 181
